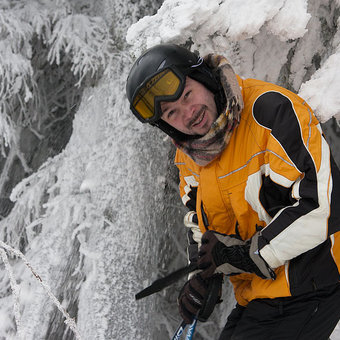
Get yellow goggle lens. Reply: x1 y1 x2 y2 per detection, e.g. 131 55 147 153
133 69 181 120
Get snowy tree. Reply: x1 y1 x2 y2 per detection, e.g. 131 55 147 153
0 0 113 219
0 0 114 338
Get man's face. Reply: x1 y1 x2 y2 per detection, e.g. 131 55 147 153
160 77 218 136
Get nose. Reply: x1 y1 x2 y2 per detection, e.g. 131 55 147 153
181 104 196 123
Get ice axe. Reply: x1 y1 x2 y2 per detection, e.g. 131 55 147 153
135 262 198 300
136 264 223 339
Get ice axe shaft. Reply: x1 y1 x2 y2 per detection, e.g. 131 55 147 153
135 262 198 300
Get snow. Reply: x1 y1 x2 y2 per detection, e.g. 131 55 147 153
0 0 339 339
127 0 340 122
299 49 340 121
126 0 310 51
334 324 340 339
266 0 311 41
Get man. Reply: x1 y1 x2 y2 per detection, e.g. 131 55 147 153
126 44 340 339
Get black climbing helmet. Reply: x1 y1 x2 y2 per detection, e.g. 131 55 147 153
126 44 225 140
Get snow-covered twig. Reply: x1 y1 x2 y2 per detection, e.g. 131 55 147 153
0 240 83 340
0 248 22 338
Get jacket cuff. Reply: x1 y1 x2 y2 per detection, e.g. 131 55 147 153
259 244 285 269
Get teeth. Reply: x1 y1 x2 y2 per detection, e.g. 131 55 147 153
194 110 204 125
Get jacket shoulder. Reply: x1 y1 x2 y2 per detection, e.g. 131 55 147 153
241 78 307 106
175 148 199 169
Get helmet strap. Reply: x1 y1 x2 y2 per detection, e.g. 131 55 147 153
214 86 227 116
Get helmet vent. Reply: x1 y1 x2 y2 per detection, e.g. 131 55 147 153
157 59 166 70
191 57 203 68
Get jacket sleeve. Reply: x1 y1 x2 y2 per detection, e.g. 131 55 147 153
175 151 199 212
251 91 339 269
175 152 203 279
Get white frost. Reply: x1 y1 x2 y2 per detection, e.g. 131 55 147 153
299 49 340 122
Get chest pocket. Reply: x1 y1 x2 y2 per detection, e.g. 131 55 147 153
219 177 265 241
197 171 236 235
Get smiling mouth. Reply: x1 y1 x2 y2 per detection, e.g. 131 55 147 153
191 107 206 127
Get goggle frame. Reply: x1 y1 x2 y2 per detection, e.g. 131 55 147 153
130 66 187 123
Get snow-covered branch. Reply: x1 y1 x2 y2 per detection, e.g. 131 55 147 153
0 240 83 340
126 0 311 56
48 14 113 86
0 0 113 147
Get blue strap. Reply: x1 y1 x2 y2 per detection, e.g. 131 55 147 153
185 318 197 340
171 319 197 340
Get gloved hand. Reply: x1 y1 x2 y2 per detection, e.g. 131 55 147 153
198 230 276 280
178 273 222 324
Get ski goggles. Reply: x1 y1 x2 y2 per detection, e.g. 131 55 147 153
130 67 186 123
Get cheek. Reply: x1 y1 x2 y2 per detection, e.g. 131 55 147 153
205 94 217 112
170 116 184 130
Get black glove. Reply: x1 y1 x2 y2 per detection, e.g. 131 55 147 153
178 273 223 324
198 230 276 280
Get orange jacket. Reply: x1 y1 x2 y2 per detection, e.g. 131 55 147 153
175 77 340 306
